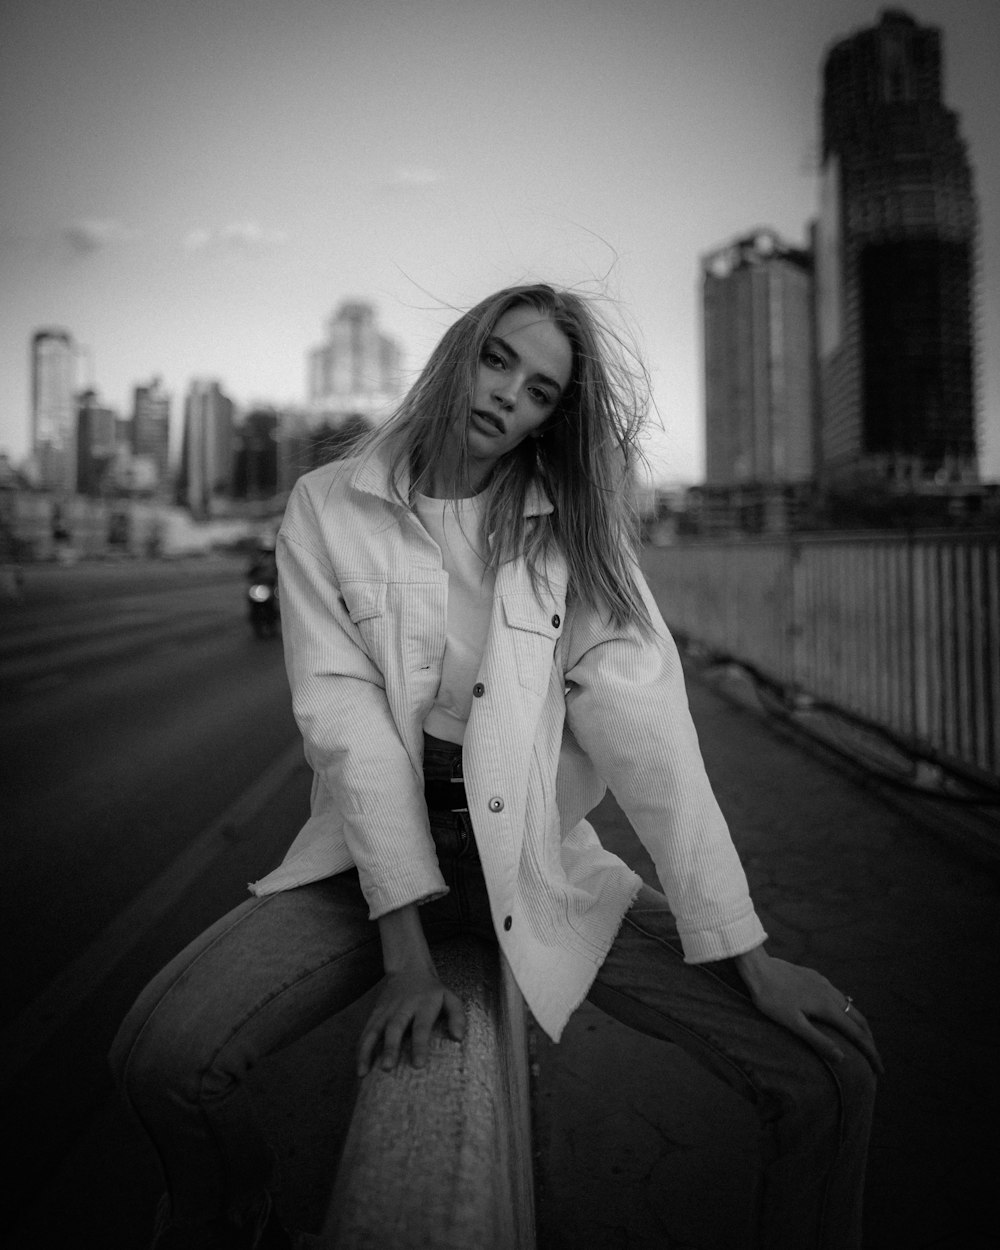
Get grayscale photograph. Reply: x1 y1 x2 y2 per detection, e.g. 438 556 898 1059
2 2 998 1247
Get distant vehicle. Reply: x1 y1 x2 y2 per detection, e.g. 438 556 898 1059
246 541 279 638
247 579 279 638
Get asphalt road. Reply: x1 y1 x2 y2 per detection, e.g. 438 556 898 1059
4 555 999 1248
1 556 313 1247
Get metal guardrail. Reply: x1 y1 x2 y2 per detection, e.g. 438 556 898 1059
321 937 535 1250
642 533 1000 785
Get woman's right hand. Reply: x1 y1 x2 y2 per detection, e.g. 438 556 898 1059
357 967 465 1076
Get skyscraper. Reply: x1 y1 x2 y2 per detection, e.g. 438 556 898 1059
275 408 316 495
702 229 816 486
76 388 118 496
307 301 402 423
31 328 77 492
178 380 236 517
234 407 279 500
131 377 171 491
816 8 978 484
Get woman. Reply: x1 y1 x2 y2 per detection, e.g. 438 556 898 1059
111 283 881 1249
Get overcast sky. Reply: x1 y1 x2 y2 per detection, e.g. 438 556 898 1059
2 0 997 482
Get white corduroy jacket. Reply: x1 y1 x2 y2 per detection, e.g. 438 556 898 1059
250 447 766 1041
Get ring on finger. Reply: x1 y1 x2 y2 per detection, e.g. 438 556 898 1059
843 994 854 1015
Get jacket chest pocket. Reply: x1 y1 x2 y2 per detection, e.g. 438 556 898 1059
502 595 562 695
342 577 446 675
342 580 388 660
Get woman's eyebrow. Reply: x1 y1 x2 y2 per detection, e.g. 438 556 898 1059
488 335 563 393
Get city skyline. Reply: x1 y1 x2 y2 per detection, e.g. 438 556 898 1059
2 0 998 483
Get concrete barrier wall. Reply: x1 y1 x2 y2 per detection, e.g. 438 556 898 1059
322 937 535 1250
643 532 1000 784
1 492 260 559
2 492 167 559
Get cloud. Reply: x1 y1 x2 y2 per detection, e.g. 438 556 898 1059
183 220 289 252
376 167 444 194
62 218 137 253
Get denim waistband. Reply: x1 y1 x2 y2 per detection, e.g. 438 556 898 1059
422 733 479 863
422 732 464 783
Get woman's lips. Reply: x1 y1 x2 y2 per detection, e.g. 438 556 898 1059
471 409 505 435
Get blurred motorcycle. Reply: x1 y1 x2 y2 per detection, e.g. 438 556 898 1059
246 540 280 638
247 579 279 638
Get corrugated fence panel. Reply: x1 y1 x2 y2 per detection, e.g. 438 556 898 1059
916 540 939 752
642 533 1000 783
795 543 839 706
954 544 973 765
941 544 960 762
986 544 1000 773
646 542 794 689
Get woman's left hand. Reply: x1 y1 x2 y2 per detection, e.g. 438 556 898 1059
734 946 884 1075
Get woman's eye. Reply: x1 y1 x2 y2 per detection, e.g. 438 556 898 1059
483 350 505 369
529 388 552 406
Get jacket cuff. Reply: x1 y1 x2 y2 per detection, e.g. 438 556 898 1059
678 910 768 964
361 862 450 920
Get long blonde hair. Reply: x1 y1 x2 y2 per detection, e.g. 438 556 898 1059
358 284 653 630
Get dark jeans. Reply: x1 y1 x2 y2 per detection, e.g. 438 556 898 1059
110 735 875 1248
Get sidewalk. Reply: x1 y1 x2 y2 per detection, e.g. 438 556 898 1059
531 663 1000 1250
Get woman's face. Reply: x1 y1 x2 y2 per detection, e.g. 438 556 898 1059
462 304 573 483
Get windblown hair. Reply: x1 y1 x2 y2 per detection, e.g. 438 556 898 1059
359 283 653 631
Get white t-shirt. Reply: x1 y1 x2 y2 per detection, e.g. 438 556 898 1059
413 492 496 743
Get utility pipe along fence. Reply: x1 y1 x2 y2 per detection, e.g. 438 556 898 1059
642 533 1000 788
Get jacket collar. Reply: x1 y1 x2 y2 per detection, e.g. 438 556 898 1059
350 438 554 519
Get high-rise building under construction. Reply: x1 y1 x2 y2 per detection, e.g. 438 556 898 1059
815 8 978 484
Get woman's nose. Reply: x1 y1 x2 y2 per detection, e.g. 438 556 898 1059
493 381 516 410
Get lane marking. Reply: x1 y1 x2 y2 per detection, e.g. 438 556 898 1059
0 739 306 1084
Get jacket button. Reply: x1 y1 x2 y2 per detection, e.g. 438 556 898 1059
551 614 560 628
488 796 504 813
472 682 485 697
503 916 512 932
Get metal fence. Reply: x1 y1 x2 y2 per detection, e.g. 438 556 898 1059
642 532 1000 785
